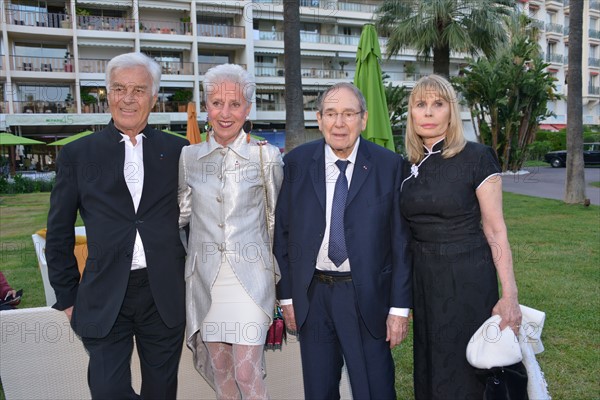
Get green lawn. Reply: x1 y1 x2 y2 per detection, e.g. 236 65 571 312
1 192 599 399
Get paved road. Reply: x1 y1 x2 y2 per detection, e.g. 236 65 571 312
502 166 600 205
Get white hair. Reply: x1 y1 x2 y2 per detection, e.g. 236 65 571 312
105 52 161 95
203 64 255 104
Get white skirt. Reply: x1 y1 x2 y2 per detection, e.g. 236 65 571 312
201 260 270 345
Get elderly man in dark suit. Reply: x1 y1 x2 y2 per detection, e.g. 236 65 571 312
46 52 188 399
274 82 412 399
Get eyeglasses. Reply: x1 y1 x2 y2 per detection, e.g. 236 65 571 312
321 111 363 123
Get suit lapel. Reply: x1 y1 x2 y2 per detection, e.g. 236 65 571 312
347 140 372 207
137 129 158 216
309 141 326 211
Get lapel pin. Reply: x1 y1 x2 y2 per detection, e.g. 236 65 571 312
363 165 368 170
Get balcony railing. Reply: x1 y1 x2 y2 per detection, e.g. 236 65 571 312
14 101 76 114
589 85 600 95
530 19 545 30
545 23 564 34
156 61 194 75
257 30 385 47
590 29 600 40
336 1 379 13
254 66 353 79
256 101 286 112
546 53 564 63
152 101 192 113
10 55 72 72
7 10 70 28
590 0 599 11
589 57 600 67
197 24 245 38
76 15 135 32
79 58 110 73
141 19 192 35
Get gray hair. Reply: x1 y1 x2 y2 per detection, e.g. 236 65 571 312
105 52 161 96
317 82 367 114
203 64 255 104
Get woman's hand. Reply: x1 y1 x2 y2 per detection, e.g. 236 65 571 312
492 296 522 336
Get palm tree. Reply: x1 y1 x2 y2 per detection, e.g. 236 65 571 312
564 0 586 204
283 0 305 152
375 0 516 77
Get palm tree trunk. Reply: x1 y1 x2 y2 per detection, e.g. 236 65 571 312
283 0 305 152
432 44 450 77
565 0 586 204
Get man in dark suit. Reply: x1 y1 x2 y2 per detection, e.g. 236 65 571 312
46 52 188 399
274 82 412 399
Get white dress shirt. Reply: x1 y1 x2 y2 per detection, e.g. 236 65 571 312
120 133 147 270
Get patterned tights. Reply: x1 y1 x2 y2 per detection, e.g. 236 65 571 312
206 342 269 400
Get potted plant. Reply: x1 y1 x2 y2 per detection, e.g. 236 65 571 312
404 62 416 80
169 89 193 112
180 16 191 35
64 51 73 72
80 89 98 113
65 93 76 113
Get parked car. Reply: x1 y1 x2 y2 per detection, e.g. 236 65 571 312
544 142 600 168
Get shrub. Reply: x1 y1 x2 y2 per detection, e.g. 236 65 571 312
0 174 55 194
528 140 553 161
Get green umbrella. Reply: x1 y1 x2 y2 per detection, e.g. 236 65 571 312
0 132 45 145
47 130 94 146
354 24 395 152
0 132 45 176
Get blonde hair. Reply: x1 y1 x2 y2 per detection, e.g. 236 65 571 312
405 74 466 164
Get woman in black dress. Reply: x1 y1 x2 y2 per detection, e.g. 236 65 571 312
401 74 522 400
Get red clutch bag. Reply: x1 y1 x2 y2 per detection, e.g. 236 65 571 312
265 306 286 350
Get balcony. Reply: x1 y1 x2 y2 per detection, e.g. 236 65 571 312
197 24 245 39
156 61 194 75
336 1 379 13
591 0 599 12
545 23 564 35
141 19 192 35
590 29 600 40
10 56 73 73
14 101 75 114
589 58 600 67
589 85 600 95
76 15 135 32
79 58 109 74
530 19 545 30
254 66 352 79
546 53 564 64
7 10 70 28
152 101 191 113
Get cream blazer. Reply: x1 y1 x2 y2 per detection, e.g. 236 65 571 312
178 131 283 385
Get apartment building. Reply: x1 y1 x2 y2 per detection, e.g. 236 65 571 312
0 0 598 159
519 0 600 129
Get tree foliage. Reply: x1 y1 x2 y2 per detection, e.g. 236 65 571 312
453 14 561 171
375 0 515 77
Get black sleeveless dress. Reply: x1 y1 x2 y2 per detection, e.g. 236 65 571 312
400 140 501 400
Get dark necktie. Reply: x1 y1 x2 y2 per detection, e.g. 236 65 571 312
328 160 349 267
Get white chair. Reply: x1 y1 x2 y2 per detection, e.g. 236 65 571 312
31 227 86 307
0 307 352 399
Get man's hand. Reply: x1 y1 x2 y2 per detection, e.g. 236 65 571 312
280 304 297 334
386 315 409 349
64 306 74 321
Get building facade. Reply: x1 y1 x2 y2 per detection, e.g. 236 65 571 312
0 0 598 155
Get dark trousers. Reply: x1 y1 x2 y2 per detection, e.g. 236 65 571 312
298 272 396 400
81 269 184 400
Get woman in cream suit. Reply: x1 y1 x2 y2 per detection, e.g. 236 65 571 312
178 64 283 399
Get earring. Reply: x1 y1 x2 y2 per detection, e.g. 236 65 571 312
243 119 253 143
204 118 213 143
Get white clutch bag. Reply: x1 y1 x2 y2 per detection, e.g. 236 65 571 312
466 305 546 369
